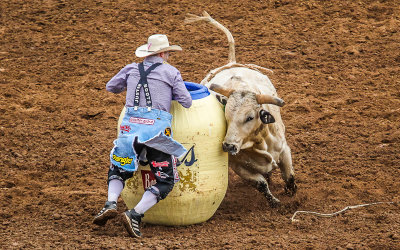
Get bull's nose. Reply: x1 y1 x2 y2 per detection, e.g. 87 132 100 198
222 142 237 154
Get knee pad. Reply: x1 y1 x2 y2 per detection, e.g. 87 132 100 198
107 164 133 187
148 182 174 202
108 174 125 187
147 186 161 202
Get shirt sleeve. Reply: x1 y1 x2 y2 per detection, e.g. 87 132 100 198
106 64 134 93
172 71 192 108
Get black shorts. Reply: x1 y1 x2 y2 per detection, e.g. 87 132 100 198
107 140 179 200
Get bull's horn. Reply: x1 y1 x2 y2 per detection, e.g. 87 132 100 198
209 84 234 98
256 94 285 107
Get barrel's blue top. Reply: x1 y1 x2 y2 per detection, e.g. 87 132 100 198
184 81 210 100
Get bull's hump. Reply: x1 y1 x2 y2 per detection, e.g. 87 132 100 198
213 68 276 95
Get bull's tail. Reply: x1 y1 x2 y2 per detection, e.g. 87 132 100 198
185 11 236 64
185 11 273 86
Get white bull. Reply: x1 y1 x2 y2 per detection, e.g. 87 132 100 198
186 12 297 207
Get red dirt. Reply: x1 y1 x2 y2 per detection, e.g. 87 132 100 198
1 0 399 249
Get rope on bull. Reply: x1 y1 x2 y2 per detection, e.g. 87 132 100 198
290 201 397 223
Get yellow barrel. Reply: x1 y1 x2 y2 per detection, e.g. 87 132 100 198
119 82 228 226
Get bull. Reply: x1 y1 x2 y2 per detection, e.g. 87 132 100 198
186 12 297 207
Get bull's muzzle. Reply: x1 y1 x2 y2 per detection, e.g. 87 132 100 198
222 142 238 155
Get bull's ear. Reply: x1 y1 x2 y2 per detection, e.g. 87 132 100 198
260 110 275 124
216 94 228 106
256 94 285 107
209 84 234 98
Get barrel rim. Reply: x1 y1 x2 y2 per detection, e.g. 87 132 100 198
184 81 210 100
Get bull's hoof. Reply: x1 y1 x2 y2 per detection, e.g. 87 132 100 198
269 197 281 208
284 176 297 196
266 195 280 208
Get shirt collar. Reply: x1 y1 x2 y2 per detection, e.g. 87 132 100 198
144 55 164 65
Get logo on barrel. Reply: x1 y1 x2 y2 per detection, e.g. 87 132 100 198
180 145 197 167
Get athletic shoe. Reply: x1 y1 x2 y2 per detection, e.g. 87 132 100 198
121 209 143 237
93 201 118 226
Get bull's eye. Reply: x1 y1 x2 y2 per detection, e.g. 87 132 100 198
245 116 254 122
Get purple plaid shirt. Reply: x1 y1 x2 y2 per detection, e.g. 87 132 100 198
106 56 192 112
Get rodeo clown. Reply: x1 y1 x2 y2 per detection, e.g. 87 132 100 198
93 34 192 237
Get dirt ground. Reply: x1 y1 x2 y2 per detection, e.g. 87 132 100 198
1 0 400 249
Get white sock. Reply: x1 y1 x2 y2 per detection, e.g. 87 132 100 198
107 179 124 203
134 191 157 214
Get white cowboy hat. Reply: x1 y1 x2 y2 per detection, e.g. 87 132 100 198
135 34 182 57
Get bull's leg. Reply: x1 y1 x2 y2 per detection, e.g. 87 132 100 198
252 147 276 185
253 148 278 169
231 164 280 207
256 181 280 208
278 145 297 196
264 171 272 185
